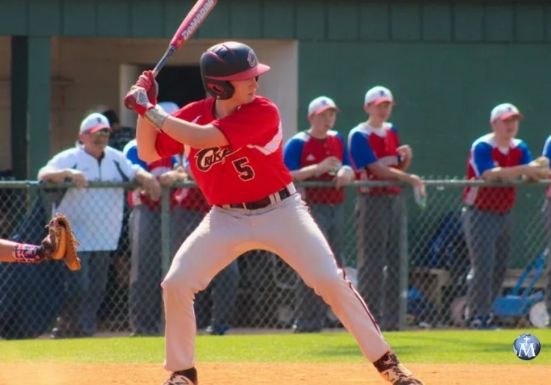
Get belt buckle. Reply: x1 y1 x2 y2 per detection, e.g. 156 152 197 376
280 187 290 200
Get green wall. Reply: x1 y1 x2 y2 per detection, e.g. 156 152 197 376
300 42 551 177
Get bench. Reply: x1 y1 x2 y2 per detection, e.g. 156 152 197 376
412 267 549 312
501 268 548 291
410 268 451 311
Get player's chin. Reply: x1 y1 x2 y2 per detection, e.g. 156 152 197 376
242 94 256 104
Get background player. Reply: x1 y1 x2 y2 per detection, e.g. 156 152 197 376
124 41 424 385
541 135 551 326
348 86 425 330
283 95 354 332
463 103 546 328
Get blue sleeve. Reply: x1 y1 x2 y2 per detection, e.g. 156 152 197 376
472 142 495 175
336 133 351 166
283 137 305 171
390 124 400 145
125 145 148 170
543 136 551 161
349 131 377 169
519 141 533 165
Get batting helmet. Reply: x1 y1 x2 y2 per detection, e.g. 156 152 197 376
200 41 270 100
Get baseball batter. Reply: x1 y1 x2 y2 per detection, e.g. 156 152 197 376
463 103 545 328
124 41 424 385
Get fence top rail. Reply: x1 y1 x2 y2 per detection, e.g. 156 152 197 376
0 179 550 189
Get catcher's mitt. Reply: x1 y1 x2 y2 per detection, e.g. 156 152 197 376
41 213 81 271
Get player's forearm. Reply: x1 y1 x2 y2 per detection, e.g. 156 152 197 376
368 162 403 180
161 116 229 149
37 168 69 183
136 116 161 163
482 165 529 181
0 239 41 263
133 168 154 186
368 163 417 185
0 239 18 262
290 165 320 181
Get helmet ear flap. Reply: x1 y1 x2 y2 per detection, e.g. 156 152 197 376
204 79 234 100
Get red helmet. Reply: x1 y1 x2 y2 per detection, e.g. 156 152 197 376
200 41 270 100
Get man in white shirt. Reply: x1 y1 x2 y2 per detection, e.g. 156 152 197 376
38 112 160 338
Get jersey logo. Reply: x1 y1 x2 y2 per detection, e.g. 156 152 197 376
306 154 316 162
195 147 234 172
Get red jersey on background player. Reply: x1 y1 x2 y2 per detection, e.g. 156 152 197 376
124 41 424 385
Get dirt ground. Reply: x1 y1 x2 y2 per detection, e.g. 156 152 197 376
0 362 548 385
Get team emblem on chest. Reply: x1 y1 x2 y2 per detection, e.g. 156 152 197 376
195 147 234 172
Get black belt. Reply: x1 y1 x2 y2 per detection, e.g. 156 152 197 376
224 186 292 210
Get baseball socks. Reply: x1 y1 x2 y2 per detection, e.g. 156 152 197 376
163 367 198 385
373 351 424 385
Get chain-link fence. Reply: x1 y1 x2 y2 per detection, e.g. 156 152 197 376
0 179 549 339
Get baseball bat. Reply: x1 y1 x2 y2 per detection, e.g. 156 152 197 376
152 0 218 77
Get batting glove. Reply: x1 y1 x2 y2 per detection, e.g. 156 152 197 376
135 70 159 104
124 86 155 116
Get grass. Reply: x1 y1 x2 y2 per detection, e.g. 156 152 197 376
0 329 549 365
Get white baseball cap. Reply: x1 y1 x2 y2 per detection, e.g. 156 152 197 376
79 112 111 134
158 101 180 114
308 96 339 117
490 103 523 122
364 86 394 106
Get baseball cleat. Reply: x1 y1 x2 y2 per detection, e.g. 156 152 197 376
373 351 424 385
162 367 198 385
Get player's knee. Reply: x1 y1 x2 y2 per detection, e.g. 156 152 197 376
161 271 197 296
162 266 211 298
308 269 344 297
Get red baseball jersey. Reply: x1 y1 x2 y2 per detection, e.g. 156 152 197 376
155 96 293 206
283 130 348 204
463 133 532 213
348 122 401 195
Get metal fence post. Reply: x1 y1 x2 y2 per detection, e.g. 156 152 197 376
398 194 409 330
161 186 171 277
